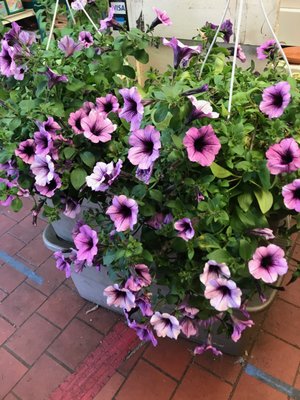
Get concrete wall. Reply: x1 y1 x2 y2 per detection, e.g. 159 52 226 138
127 0 281 45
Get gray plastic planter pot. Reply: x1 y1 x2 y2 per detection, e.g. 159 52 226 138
43 223 279 356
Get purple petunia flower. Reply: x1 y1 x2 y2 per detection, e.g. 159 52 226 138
106 195 138 232
86 160 122 192
174 218 195 241
237 44 246 63
34 129 52 156
96 94 119 116
128 125 161 170
99 6 115 30
126 318 158 346
248 244 288 283
125 264 152 292
188 96 219 122
54 251 71 278
200 260 231 286
282 179 300 212
30 155 55 186
36 117 61 136
220 19 233 43
266 138 300 175
179 305 199 338
45 67 68 89
257 39 277 60
73 224 98 264
63 198 81 219
119 87 144 131
82 101 96 114
58 36 82 57
35 173 62 197
194 334 222 357
0 178 15 206
71 0 87 10
15 139 36 164
204 277 242 311
259 81 291 119
180 317 198 338
150 312 181 339
104 284 136 311
149 7 172 30
249 228 275 240
163 37 202 69
0 40 16 77
147 212 173 230
135 164 154 185
0 160 18 178
68 108 86 134
231 315 254 342
78 31 94 48
81 110 116 143
135 294 154 317
183 125 221 166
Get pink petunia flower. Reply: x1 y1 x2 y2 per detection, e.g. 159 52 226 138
248 244 288 283
128 125 161 170
73 224 98 264
204 278 242 311
104 284 136 311
266 138 300 175
15 139 36 164
282 179 300 212
81 110 116 143
150 312 181 339
200 260 231 286
119 87 144 131
174 218 195 241
183 125 221 166
106 195 138 232
259 81 291 119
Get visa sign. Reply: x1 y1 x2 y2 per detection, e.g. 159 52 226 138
111 2 126 15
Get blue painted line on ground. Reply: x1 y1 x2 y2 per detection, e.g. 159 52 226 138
245 364 300 399
0 251 44 285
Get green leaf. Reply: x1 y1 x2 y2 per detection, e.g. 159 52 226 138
63 147 76 159
19 99 39 114
150 189 162 203
70 168 87 190
134 49 149 64
254 189 273 214
239 239 255 261
153 103 169 123
210 162 233 178
122 65 136 79
258 161 271 190
79 151 96 168
142 249 153 262
66 79 86 92
10 198 22 212
214 53 225 74
171 134 183 149
207 249 231 263
238 193 253 212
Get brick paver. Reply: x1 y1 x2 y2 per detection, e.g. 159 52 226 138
13 354 70 400
231 374 289 400
48 318 103 370
0 206 299 400
38 284 85 328
143 337 192 380
0 283 46 327
6 313 60 365
115 360 177 400
0 348 28 398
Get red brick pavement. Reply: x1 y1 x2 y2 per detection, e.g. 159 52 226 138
0 202 299 399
